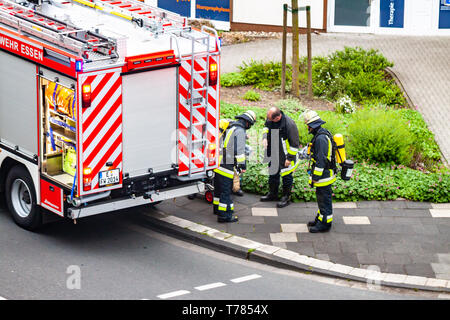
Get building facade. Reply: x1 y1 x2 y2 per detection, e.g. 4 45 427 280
147 0 450 35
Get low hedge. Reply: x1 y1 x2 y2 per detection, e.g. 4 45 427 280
241 162 450 203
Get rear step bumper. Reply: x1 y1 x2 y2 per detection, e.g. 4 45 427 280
68 181 205 219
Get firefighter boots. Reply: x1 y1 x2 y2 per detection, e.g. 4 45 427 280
308 221 331 233
260 185 279 202
276 187 291 208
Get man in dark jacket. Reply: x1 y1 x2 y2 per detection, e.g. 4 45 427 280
302 110 337 233
261 107 300 208
213 110 256 222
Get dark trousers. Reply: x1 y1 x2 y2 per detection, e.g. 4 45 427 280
315 185 333 225
213 173 234 219
268 169 293 192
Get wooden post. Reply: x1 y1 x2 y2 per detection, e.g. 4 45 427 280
291 0 299 97
281 4 288 99
306 6 312 99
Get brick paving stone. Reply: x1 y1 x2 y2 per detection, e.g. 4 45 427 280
356 201 382 209
343 216 371 225
430 209 450 218
328 253 360 268
332 208 357 216
286 242 315 257
367 217 397 225
252 207 278 216
313 241 341 254
404 201 432 209
241 233 271 245
357 253 385 265
382 264 406 275
340 241 369 254
237 216 265 224
315 254 330 261
403 209 433 217
384 253 413 265
404 264 436 278
281 223 308 233
379 209 407 217
226 223 254 234
352 208 383 217
270 232 298 243
253 224 281 233
437 253 450 264
380 201 407 209
431 263 450 275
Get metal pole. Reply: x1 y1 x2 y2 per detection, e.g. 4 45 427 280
291 0 299 97
281 4 288 99
306 6 312 99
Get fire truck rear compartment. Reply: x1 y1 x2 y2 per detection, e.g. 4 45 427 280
121 66 178 179
39 72 77 189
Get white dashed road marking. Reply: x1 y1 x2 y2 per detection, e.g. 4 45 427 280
157 290 190 299
194 282 227 291
156 274 262 299
230 274 262 283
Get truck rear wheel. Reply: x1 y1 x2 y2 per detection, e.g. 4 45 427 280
5 165 42 231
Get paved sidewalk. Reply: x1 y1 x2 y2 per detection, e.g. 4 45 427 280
143 194 450 292
221 33 450 164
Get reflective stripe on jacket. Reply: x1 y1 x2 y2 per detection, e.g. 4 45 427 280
309 128 336 187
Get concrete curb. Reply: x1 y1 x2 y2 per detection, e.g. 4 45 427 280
142 209 450 294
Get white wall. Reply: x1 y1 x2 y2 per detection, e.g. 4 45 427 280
233 0 324 29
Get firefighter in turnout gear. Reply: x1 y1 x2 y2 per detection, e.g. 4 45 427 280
302 110 337 233
213 111 256 222
261 107 300 208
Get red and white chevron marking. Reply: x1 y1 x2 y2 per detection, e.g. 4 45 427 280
78 69 123 195
178 55 219 175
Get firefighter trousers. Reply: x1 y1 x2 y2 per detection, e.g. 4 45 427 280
315 185 333 226
213 173 234 218
268 168 294 192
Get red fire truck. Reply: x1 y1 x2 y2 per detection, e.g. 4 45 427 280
0 0 220 230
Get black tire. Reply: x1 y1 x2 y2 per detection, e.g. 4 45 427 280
5 165 42 231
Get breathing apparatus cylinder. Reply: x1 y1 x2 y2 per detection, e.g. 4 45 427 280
333 134 354 180
333 134 346 164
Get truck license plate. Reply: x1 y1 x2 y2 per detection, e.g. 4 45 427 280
99 169 120 187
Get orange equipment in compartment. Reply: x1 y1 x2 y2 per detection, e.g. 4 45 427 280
45 82 76 119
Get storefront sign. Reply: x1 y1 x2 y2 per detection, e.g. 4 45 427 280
380 0 404 28
439 0 450 28
196 0 230 22
157 0 191 18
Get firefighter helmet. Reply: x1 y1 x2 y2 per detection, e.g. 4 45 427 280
302 109 325 128
235 110 256 126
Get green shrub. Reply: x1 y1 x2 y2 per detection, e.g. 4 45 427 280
220 72 248 87
275 98 305 114
311 47 406 106
347 108 414 165
242 90 261 101
241 162 450 203
396 108 441 162
238 60 291 91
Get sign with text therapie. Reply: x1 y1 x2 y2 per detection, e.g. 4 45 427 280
0 32 44 63
196 0 230 22
157 0 191 18
380 0 404 28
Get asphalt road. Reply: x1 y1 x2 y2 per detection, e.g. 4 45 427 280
0 200 435 301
